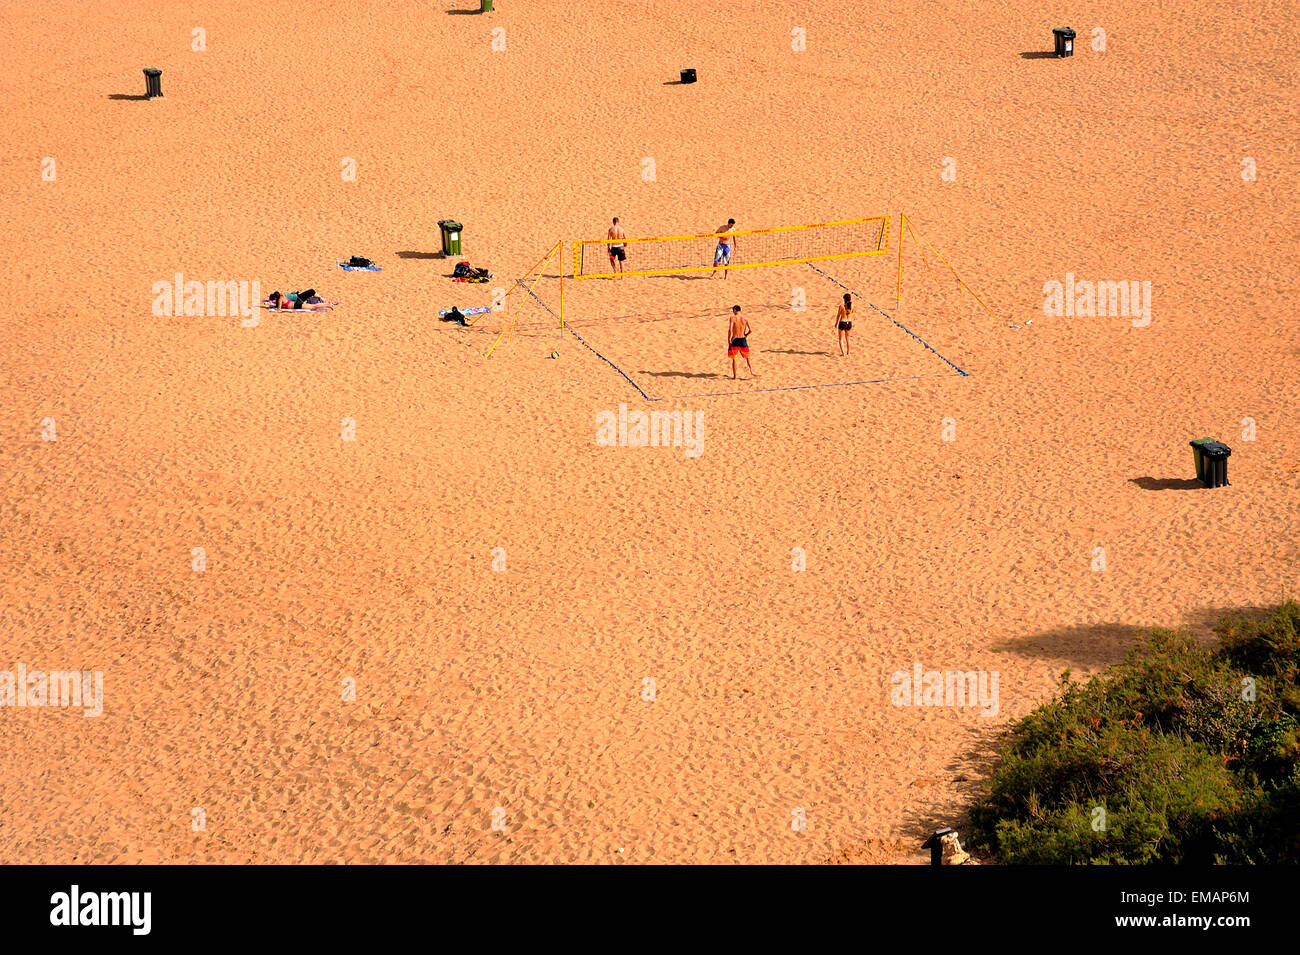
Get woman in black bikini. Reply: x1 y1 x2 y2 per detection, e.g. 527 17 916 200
268 289 318 310
835 293 853 356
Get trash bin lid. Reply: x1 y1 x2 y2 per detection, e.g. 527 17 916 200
440 220 463 230
1053 27 1076 37
1201 442 1231 457
1189 437 1216 448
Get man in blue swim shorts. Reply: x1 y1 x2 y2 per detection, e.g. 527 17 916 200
711 218 737 279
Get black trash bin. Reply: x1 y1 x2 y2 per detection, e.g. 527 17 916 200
1189 436 1215 482
143 68 163 99
437 220 463 257
680 69 697 84
1199 441 1231 488
1052 27 1076 58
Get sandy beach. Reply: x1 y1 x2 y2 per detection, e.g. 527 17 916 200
1 0 1297 863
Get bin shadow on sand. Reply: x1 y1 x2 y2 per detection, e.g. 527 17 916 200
396 251 442 259
108 93 151 100
1129 476 1204 491
1019 51 1058 59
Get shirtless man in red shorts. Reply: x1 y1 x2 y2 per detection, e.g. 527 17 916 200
727 305 757 379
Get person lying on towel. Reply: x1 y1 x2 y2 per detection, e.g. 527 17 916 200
267 289 318 309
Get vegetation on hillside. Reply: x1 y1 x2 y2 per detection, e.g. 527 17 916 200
969 601 1300 863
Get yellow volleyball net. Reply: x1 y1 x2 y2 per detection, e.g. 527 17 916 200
485 215 999 368
571 215 890 280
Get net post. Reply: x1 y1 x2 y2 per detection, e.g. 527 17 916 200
559 239 565 334
486 240 561 358
897 213 905 309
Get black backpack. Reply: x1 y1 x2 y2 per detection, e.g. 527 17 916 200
452 261 471 278
348 255 373 268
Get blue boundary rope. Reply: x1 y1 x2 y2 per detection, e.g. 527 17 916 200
673 372 948 400
565 326 658 402
518 280 658 401
807 262 969 377
523 264 968 401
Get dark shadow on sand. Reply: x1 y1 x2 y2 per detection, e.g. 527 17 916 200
990 603 1279 670
108 93 151 101
446 8 485 14
990 620 1148 669
768 348 832 357
396 251 442 259
640 370 721 379
1129 476 1204 491
1019 51 1058 59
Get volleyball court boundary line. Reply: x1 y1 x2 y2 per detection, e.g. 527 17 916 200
806 263 969 378
511 273 657 401
520 265 968 401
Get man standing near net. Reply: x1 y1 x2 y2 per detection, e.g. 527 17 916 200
607 217 627 277
711 218 738 279
727 305 756 379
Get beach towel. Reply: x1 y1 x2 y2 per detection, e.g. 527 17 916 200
438 306 492 317
264 299 338 312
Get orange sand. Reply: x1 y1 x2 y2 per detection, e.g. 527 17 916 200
2 0 1298 863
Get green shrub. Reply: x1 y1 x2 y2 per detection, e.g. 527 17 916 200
1209 778 1300 864
1215 601 1300 713
969 602 1300 864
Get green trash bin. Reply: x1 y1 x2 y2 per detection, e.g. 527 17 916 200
1200 441 1232 488
438 220 463 257
1189 437 1215 482
481 0 493 11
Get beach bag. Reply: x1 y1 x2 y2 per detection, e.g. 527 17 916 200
348 256 373 268
452 261 472 278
